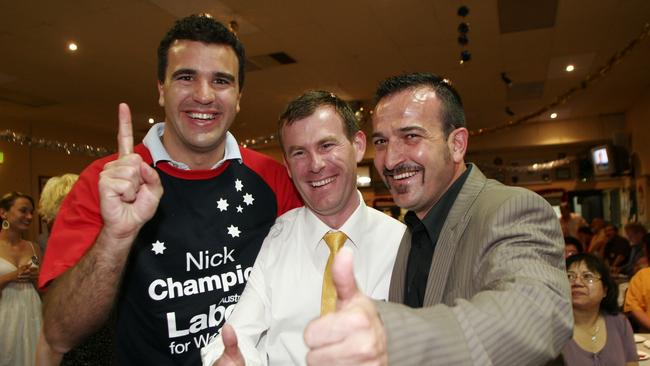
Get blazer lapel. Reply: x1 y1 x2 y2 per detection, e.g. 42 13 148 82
388 229 411 303
422 165 486 306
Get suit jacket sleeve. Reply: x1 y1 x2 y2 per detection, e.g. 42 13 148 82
377 190 573 365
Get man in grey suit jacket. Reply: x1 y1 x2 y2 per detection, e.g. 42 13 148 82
304 73 573 365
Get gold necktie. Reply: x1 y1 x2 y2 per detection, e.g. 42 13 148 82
321 231 348 315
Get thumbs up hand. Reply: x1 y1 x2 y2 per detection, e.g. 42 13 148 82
212 325 245 366
303 248 388 366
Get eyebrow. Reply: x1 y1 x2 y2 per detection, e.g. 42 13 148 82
214 72 236 83
170 69 236 83
371 126 427 139
286 135 339 155
171 68 196 79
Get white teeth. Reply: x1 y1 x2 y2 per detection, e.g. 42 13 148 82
187 112 216 120
393 171 418 180
311 177 335 187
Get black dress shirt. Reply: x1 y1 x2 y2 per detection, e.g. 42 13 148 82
404 165 472 308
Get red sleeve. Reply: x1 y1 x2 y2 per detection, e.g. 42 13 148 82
239 147 302 217
38 144 152 289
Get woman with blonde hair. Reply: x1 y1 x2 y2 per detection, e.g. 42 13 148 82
36 174 78 252
34 174 78 366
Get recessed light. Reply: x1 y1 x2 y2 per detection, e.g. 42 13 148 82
550 113 558 119
68 42 78 52
148 118 155 124
565 64 575 72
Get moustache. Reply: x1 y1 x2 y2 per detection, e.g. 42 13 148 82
383 163 424 177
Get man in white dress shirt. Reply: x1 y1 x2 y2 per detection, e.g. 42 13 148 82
201 90 406 365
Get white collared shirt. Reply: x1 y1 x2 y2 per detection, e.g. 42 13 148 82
201 192 406 365
143 122 242 170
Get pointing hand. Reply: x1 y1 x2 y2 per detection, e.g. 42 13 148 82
99 103 163 240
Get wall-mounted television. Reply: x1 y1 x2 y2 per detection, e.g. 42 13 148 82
590 145 616 176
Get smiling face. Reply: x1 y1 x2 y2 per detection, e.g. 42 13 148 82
568 261 606 312
372 87 468 218
157 40 241 168
281 106 366 228
0 197 34 233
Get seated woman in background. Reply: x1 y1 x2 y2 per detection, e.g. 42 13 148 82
562 253 638 366
0 192 42 366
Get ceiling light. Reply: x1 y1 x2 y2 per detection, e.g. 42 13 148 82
68 42 78 52
148 118 155 124
550 113 558 119
565 64 575 72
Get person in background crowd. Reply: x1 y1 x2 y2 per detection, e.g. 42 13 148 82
624 233 650 332
578 226 594 253
620 223 648 277
588 218 608 256
39 14 300 364
201 90 406 366
565 236 584 259
302 72 572 365
36 174 79 253
562 253 638 366
560 202 588 239
0 192 41 366
603 224 631 272
634 234 650 273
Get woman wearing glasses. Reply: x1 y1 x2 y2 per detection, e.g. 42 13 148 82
0 191 42 366
561 253 638 365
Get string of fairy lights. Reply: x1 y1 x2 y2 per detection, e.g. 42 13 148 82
1 21 648 171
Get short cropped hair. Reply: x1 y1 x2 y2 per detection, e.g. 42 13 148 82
157 14 246 89
277 90 359 152
38 174 79 224
566 253 619 315
374 72 466 137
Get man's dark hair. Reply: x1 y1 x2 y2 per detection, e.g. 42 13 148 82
625 222 647 235
278 90 359 151
578 226 593 235
374 72 465 137
564 236 583 253
566 253 619 315
157 14 246 89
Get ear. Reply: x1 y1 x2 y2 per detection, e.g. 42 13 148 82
352 130 367 163
447 127 468 163
235 91 242 113
157 81 165 107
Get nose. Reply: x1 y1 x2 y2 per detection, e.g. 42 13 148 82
309 153 326 173
193 79 215 104
382 140 405 171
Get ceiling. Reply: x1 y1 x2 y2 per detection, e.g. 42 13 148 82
0 0 649 152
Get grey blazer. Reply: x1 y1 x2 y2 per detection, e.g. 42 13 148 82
377 165 573 365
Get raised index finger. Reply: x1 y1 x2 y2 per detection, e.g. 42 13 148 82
117 103 134 156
